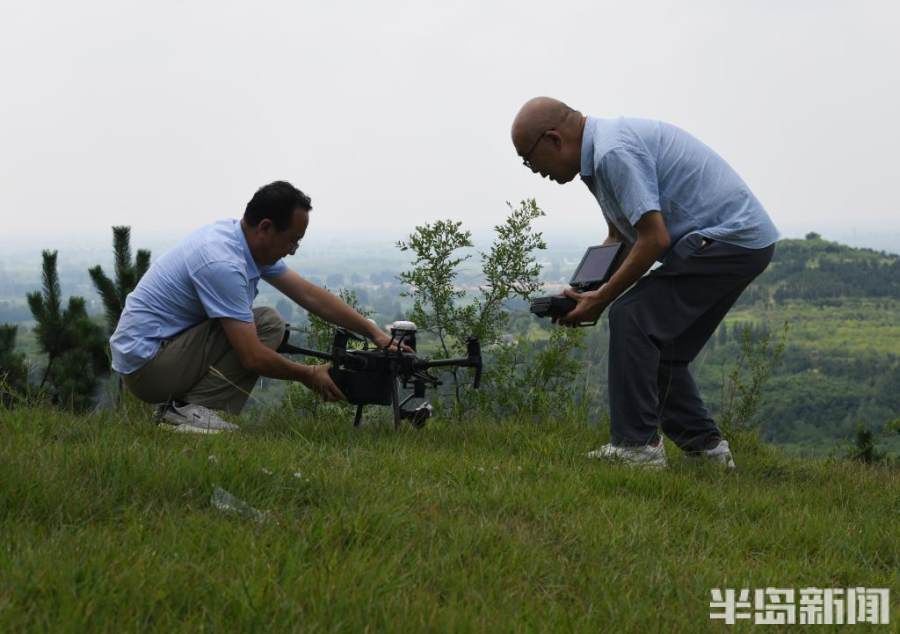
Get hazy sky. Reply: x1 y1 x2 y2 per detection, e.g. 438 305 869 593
2 0 898 250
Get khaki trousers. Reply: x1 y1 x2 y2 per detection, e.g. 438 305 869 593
123 306 285 413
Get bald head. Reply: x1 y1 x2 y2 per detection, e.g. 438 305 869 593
510 96 585 184
511 96 580 149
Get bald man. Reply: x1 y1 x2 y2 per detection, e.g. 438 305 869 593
511 97 778 469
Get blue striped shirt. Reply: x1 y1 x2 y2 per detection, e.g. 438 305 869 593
110 219 286 374
580 116 779 255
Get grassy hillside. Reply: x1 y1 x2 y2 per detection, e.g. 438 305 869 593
1 406 897 631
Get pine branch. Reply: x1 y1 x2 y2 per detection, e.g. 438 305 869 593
90 227 151 334
134 250 151 280
112 226 133 296
88 265 122 333
25 291 46 324
41 250 61 318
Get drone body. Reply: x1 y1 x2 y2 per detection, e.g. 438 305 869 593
278 321 482 428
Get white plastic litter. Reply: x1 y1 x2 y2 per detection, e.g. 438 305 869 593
210 486 269 523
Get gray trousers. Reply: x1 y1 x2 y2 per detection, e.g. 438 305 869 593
607 234 775 450
122 306 285 414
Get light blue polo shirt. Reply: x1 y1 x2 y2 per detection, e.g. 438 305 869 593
110 219 287 374
580 116 779 255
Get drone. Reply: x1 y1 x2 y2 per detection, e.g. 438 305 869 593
278 321 482 429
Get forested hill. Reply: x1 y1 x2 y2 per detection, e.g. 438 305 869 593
740 233 900 305
695 233 900 456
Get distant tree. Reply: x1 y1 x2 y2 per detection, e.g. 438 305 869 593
88 226 151 334
27 251 109 411
849 422 884 464
371 270 396 285
887 418 900 435
805 232 821 240
0 324 28 406
353 287 370 305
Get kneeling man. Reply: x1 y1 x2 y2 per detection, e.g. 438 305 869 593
111 180 392 433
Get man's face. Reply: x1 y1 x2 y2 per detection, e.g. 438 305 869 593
517 130 580 184
257 209 309 264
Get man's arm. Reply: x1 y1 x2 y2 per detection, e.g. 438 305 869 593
559 211 669 325
266 269 387 343
603 218 625 245
218 319 345 401
603 218 634 264
596 211 669 303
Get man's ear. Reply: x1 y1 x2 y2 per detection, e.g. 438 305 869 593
545 130 564 150
257 218 274 233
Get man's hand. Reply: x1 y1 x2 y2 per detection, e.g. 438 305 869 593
371 329 414 353
557 286 612 326
301 363 346 402
556 211 669 327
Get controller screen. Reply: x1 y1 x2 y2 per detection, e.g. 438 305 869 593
570 245 620 285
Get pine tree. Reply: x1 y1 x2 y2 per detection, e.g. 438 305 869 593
27 250 109 411
0 324 28 406
850 422 884 464
88 226 151 333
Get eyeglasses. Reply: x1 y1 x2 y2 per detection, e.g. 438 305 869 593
521 130 551 170
285 233 303 255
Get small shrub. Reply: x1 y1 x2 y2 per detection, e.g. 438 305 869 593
719 321 788 434
397 199 547 411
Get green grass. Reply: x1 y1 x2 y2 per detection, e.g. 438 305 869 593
1 406 897 631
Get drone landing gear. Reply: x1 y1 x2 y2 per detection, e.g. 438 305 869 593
352 380 432 429
397 394 432 429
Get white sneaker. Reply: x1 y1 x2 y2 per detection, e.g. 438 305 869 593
587 439 668 469
690 439 736 469
155 402 239 434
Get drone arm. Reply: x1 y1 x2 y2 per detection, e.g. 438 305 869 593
414 338 482 388
276 327 333 361
277 341 332 362
419 358 476 369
